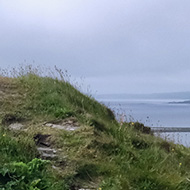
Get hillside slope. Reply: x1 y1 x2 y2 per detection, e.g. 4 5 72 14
1 69 190 190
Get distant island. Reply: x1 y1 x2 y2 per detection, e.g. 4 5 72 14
169 100 190 104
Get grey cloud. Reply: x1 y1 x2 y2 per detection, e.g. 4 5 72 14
0 0 190 93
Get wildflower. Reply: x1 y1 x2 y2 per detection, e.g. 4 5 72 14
98 188 102 190
131 122 134 125
171 148 175 152
3 134 6 137
179 163 182 166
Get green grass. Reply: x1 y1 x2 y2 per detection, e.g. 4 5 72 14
0 129 67 190
1 66 190 189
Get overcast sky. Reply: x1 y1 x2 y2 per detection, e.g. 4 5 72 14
1 0 190 94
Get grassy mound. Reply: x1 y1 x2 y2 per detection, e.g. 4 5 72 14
0 66 190 190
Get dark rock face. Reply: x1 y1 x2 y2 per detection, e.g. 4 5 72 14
133 122 152 134
33 134 51 147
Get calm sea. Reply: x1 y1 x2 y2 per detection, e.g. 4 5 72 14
98 98 190 147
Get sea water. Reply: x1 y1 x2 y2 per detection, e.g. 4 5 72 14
98 98 190 147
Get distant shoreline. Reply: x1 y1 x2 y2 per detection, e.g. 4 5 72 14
152 127 190 133
95 91 190 100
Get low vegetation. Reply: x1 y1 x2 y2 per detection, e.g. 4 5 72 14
0 65 190 190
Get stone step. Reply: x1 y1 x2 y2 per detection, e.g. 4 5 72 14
37 146 57 159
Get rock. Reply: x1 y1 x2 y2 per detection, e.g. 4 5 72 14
37 146 57 159
8 123 25 130
44 118 80 131
45 123 79 131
